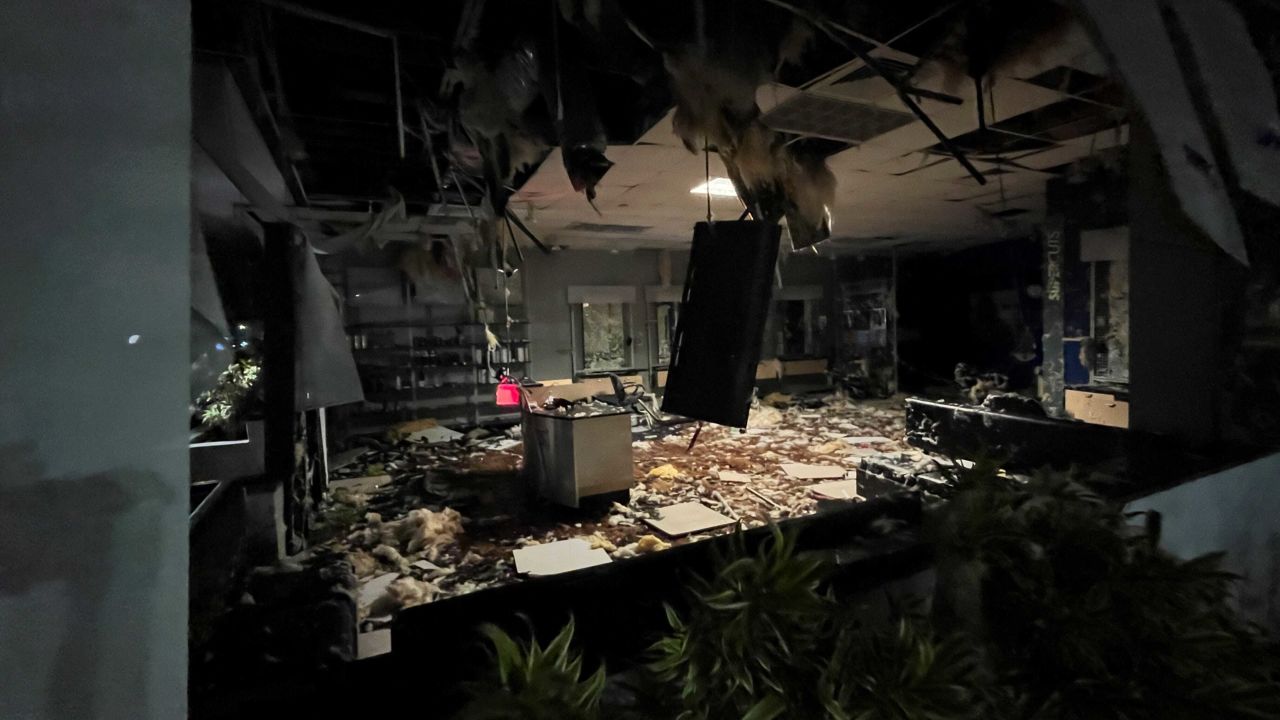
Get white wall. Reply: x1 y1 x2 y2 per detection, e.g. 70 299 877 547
1127 452 1280 631
0 3 190 718
523 249 673 380
522 247 836 381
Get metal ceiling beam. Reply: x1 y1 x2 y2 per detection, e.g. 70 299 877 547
252 0 405 160
251 0 394 38
764 0 987 185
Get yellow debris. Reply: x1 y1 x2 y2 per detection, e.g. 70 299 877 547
762 392 793 407
747 405 784 428
385 576 437 609
390 417 439 440
647 464 682 480
586 533 617 553
349 550 380 578
811 440 848 455
636 534 672 554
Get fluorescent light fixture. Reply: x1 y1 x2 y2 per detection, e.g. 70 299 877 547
690 177 739 198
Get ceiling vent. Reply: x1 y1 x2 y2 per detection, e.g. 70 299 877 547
761 92 915 144
566 221 652 234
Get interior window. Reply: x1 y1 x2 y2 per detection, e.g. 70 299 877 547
778 299 814 357
581 302 630 371
654 302 678 365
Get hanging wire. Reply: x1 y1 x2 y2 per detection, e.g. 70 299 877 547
989 81 1007 208
704 135 712 223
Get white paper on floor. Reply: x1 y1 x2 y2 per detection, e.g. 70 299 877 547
645 501 736 537
781 463 845 480
513 539 612 576
807 479 860 500
358 572 400 608
357 629 392 659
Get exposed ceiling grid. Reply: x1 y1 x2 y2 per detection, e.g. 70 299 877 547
504 16 1128 252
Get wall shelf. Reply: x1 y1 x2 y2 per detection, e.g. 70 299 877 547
331 265 534 432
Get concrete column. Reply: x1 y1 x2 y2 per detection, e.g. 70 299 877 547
0 3 190 718
1127 121 1230 446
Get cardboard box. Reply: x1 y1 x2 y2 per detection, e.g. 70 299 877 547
782 358 828 377
1065 388 1130 429
756 359 781 380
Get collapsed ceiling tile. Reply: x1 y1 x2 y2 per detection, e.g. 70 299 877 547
761 91 917 144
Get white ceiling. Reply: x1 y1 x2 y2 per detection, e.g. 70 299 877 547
512 21 1127 253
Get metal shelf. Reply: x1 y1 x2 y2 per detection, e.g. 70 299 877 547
348 320 529 330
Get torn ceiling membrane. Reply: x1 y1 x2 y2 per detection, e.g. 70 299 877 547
1079 0 1280 266
1167 0 1280 209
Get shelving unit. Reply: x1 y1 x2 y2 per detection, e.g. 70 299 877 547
321 262 531 432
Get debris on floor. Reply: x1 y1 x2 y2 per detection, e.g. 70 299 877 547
513 538 612 576
781 463 846 480
644 501 736 537
318 394 918 625
807 479 860 500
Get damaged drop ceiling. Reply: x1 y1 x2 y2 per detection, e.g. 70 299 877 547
515 11 1129 251
193 0 1280 261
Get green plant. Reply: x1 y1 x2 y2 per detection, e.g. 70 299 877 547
821 609 982 720
650 525 832 720
459 618 606 720
196 357 261 431
931 467 1280 719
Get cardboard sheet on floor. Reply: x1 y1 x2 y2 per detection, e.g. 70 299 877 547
807 479 859 500
409 425 464 444
357 629 392 659
330 474 390 493
717 470 752 483
513 539 612 576
358 572 399 608
645 501 736 537
781 463 845 480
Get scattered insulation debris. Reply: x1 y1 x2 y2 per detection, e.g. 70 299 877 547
320 394 921 630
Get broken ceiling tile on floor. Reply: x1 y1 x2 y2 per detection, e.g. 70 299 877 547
781 463 846 480
357 629 392 659
330 474 391 493
409 425 464 445
807 479 860 500
644 501 736 537
512 539 612 576
843 436 892 445
357 572 399 608
716 470 752 483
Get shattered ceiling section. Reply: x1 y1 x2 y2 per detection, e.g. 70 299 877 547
517 2 1131 251
199 0 1280 257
